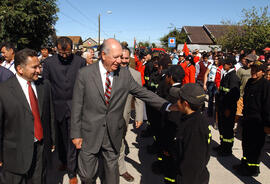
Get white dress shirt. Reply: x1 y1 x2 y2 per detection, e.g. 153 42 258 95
99 61 114 93
1 60 16 74
16 74 38 109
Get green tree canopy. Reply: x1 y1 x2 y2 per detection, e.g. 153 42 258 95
0 0 58 50
218 6 270 53
160 27 188 50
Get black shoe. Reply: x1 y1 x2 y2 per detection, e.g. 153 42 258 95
217 149 232 157
232 163 244 170
236 165 260 177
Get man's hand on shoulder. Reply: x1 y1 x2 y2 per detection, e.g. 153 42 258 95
72 138 83 149
168 103 180 111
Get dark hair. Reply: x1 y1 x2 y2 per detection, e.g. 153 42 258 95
122 46 131 56
180 96 202 111
167 65 185 83
158 54 171 69
56 37 73 50
14 48 37 71
0 42 16 52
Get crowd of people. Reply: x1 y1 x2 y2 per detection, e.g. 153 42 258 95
0 37 269 184
133 46 270 183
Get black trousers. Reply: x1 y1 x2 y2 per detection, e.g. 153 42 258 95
56 116 77 178
218 108 236 151
3 141 44 184
146 104 163 148
242 119 266 165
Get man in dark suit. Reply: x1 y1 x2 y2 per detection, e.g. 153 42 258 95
0 65 14 83
42 36 85 184
71 38 174 184
0 48 54 184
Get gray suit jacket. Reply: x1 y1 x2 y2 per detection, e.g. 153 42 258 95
123 67 143 125
71 62 167 153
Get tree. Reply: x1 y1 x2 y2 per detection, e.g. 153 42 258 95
160 27 188 50
217 6 270 53
0 0 58 50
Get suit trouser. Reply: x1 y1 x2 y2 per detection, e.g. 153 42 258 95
242 119 265 168
118 139 127 175
78 128 120 184
118 110 130 175
56 116 77 178
3 141 44 184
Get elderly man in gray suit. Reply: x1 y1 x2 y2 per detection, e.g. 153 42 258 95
118 45 144 182
71 38 175 184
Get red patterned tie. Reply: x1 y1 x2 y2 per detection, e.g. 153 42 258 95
104 72 112 105
27 82 43 141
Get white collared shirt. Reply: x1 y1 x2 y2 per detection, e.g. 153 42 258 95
1 60 16 74
16 74 38 109
99 61 114 93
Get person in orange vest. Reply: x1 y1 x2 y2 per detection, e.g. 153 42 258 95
192 51 200 64
182 55 196 85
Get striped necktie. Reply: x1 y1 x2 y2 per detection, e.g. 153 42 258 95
104 72 112 104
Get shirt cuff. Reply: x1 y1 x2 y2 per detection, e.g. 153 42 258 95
166 103 172 112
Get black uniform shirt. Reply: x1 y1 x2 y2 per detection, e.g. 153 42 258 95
243 77 270 126
176 111 210 184
218 70 240 110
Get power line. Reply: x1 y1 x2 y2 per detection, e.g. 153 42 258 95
64 0 110 37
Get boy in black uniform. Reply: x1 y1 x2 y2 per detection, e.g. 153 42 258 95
215 57 240 156
161 65 185 183
234 62 270 176
173 83 211 184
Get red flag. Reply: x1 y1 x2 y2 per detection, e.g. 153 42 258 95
182 42 189 57
134 37 137 49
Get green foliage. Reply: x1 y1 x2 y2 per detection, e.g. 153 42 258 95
160 27 188 50
218 6 270 53
0 0 58 50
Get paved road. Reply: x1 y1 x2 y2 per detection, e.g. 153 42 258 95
59 115 270 184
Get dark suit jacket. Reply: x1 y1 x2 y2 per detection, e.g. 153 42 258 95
42 54 86 122
71 62 168 153
0 66 13 83
0 76 54 174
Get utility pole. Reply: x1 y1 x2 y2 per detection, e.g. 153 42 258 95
98 14 100 46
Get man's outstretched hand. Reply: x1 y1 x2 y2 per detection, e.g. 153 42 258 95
135 121 143 128
72 138 83 149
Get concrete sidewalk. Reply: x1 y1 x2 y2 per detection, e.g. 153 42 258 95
63 120 270 184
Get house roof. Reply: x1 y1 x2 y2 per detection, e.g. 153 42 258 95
203 25 231 40
183 26 213 44
82 37 98 47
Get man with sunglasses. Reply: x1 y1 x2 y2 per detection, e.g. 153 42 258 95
42 37 86 184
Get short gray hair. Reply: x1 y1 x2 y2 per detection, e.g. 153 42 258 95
101 40 110 54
